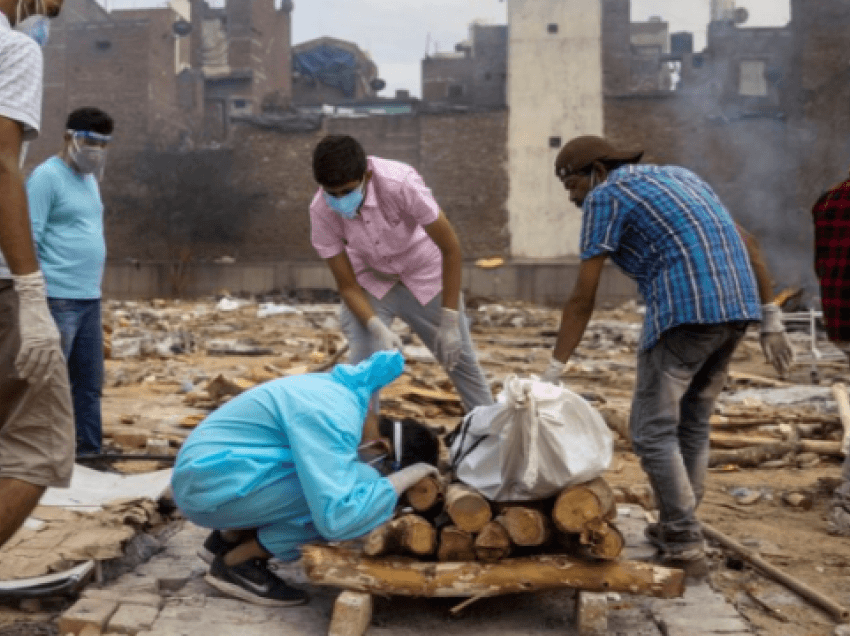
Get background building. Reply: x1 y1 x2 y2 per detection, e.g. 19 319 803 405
25 0 850 304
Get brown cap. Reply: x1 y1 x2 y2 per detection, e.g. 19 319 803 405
555 135 644 178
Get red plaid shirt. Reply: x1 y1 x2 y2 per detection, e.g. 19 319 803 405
813 177 850 342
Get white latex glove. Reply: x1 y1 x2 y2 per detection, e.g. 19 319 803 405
387 462 439 496
367 316 403 352
760 304 794 378
434 308 462 371
540 357 566 384
12 271 63 385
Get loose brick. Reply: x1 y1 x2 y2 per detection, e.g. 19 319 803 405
575 590 608 636
328 590 372 636
82 589 164 609
58 598 118 635
107 603 161 635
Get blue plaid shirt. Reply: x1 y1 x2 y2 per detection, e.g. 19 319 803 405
581 165 761 351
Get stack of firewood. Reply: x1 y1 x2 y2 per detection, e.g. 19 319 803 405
363 476 624 563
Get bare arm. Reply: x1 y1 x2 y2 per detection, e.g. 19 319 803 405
737 224 774 303
326 251 375 326
423 211 462 311
552 254 607 364
0 116 39 275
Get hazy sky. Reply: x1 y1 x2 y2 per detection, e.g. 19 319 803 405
104 0 792 98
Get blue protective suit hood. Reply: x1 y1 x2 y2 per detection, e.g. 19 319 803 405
330 349 404 410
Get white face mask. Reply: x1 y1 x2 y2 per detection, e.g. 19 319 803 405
69 135 108 179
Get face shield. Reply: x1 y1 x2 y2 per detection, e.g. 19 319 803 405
68 129 111 180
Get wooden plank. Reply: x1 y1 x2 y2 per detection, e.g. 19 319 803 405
301 546 685 599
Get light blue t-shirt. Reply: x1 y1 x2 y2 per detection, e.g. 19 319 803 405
27 156 105 299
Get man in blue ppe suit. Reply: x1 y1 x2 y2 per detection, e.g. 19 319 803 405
171 350 440 606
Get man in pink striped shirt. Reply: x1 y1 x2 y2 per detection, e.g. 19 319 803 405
310 135 493 411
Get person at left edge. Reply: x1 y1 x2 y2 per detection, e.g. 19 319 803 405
27 107 113 456
0 0 74 550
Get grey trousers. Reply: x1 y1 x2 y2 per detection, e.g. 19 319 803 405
630 322 747 548
339 285 494 412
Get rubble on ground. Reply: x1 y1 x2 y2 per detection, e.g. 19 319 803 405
1 295 848 636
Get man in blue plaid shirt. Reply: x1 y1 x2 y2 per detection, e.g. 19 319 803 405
541 136 793 579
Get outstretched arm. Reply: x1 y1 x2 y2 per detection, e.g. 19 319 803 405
542 254 607 382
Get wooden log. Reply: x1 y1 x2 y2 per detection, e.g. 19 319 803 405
446 483 492 533
832 383 850 457
363 515 436 557
552 478 616 534
701 522 849 622
727 371 792 388
437 526 476 562
301 545 685 599
406 475 446 515
474 521 512 562
495 507 551 547
709 442 798 468
582 519 625 560
709 435 843 457
711 415 840 430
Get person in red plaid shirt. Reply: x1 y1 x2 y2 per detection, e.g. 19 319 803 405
813 173 850 354
812 171 850 534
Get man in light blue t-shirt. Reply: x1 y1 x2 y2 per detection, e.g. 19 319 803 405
27 107 113 456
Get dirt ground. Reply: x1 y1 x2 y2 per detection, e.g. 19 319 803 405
3 297 849 634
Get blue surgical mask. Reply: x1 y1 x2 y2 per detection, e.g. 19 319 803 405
17 15 50 47
323 181 365 220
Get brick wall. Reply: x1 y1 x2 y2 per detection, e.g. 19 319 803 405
326 116 421 168
420 111 509 257
421 56 474 104
102 110 509 264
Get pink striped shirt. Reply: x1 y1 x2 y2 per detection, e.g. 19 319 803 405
310 157 443 306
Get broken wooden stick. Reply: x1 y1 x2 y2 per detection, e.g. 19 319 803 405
709 435 843 457
701 522 849 623
301 545 685 599
727 371 792 388
709 442 798 468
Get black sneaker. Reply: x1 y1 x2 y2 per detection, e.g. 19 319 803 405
205 555 309 607
197 530 240 564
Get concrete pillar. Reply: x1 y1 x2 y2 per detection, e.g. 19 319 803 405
506 0 604 259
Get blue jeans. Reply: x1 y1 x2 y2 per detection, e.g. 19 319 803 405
339 286 494 412
48 298 103 455
630 323 747 549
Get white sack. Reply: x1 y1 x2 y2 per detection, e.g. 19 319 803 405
449 376 613 501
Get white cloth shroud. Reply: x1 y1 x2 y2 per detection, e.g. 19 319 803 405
449 376 613 501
